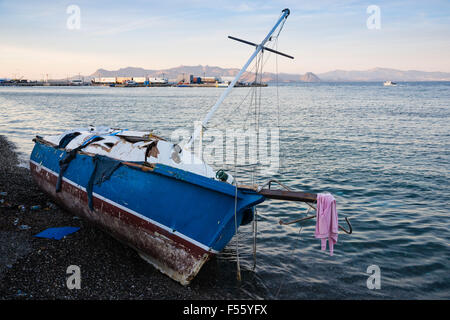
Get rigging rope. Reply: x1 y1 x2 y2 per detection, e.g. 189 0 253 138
275 37 281 129
208 33 283 131
233 171 241 282
275 225 303 298
252 207 258 270
210 19 288 278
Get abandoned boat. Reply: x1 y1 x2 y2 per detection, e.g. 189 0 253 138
30 8 351 285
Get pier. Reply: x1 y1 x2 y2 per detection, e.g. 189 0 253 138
0 74 268 88
0 82 267 88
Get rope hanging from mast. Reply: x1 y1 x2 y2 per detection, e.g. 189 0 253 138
182 8 292 151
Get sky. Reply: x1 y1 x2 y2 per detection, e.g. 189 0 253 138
0 0 449 79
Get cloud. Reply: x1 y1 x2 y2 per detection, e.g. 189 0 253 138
1 0 449 77
0 44 122 79
90 16 167 36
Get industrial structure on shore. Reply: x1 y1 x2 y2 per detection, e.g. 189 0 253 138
92 74 264 87
93 76 169 86
0 74 267 87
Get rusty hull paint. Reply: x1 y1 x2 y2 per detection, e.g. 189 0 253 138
30 161 213 285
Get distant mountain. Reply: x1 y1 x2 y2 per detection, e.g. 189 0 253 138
300 72 321 82
73 65 450 83
92 67 158 77
91 65 240 81
318 67 450 82
89 65 320 83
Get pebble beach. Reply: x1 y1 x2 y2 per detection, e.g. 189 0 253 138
0 135 253 300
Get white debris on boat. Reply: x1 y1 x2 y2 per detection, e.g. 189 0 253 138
41 126 223 180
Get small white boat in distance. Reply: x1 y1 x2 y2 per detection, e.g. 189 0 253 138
383 81 397 86
148 77 168 84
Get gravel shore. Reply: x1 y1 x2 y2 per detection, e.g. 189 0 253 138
0 135 256 300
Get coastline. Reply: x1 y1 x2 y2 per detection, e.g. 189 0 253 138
0 135 250 300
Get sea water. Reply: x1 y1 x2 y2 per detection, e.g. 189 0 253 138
0 82 449 299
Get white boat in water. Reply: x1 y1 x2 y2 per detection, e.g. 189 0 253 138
383 81 397 86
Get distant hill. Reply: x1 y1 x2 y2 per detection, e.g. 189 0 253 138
69 65 450 82
91 65 239 79
89 65 320 83
300 72 321 82
317 67 450 81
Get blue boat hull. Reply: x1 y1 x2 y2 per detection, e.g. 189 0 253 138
30 140 265 284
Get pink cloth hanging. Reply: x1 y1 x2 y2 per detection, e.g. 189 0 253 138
315 193 339 256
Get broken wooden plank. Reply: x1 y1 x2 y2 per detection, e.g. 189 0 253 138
257 189 317 203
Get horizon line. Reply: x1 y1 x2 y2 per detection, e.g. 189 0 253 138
3 65 450 81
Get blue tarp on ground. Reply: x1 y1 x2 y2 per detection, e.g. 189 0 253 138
34 227 80 240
